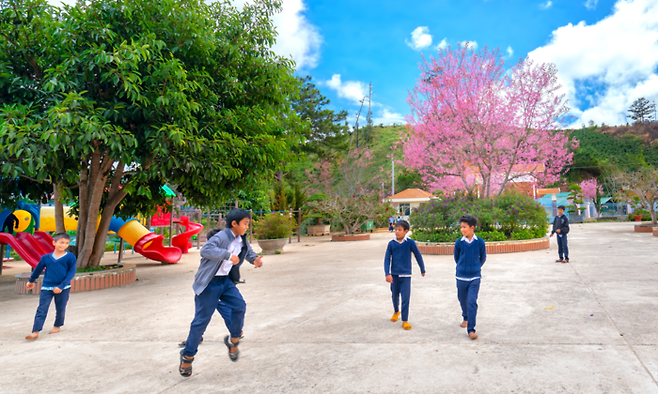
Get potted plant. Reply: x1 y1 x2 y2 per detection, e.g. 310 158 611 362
253 213 296 254
632 208 649 222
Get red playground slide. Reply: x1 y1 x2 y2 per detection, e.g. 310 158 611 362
171 216 204 254
33 231 55 253
0 232 50 268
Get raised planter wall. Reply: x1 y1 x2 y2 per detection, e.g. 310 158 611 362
653 228 658 237
634 224 656 233
332 234 370 242
417 237 549 255
15 264 136 295
307 224 331 236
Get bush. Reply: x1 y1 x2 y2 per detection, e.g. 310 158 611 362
253 213 296 240
409 192 548 242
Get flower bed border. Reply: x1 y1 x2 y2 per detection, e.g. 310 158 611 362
416 237 549 255
15 263 136 295
331 234 370 242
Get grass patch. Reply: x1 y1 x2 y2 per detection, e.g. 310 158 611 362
76 264 123 273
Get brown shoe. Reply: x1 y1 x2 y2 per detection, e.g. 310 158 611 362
555 259 564 263
562 260 569 263
469 331 478 340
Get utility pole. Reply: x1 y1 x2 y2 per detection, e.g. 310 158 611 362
354 98 365 150
391 159 395 196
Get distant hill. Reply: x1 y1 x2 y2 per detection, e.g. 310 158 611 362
597 122 658 146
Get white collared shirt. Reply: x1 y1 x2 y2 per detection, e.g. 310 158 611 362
460 234 478 244
215 235 242 276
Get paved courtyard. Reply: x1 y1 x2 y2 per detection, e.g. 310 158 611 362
1 222 657 393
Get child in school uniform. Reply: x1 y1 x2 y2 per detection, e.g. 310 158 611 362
384 220 425 330
178 209 263 377
454 215 486 340
25 233 77 340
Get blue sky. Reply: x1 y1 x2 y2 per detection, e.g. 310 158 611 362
51 0 658 127
269 0 658 127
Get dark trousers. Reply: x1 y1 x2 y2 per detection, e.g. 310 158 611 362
390 276 411 321
183 276 246 357
32 288 70 332
557 234 569 260
456 278 480 333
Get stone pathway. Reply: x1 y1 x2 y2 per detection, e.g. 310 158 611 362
0 222 657 393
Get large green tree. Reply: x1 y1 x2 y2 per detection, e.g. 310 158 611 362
0 0 303 267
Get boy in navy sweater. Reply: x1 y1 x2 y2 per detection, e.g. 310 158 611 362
384 220 425 330
454 215 486 340
25 233 76 340
550 205 570 263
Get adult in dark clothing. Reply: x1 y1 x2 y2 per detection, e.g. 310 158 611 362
2 213 19 234
550 205 570 263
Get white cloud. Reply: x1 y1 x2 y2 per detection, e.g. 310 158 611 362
436 38 449 50
506 46 514 58
585 0 599 10
540 1 553 10
406 27 433 50
270 0 322 70
372 108 406 126
528 0 658 126
324 74 368 105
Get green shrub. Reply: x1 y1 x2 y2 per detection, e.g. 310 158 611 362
410 192 547 242
253 213 296 239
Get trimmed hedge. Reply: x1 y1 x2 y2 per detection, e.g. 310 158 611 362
409 192 548 243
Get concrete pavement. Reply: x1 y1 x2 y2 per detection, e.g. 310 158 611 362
0 222 657 393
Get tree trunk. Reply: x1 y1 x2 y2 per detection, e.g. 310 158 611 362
76 166 89 256
53 182 66 234
88 163 127 267
77 150 113 268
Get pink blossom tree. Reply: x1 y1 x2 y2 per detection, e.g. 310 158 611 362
580 178 604 217
404 44 574 198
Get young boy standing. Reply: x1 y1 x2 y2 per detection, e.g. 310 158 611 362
384 220 425 330
550 205 570 263
179 209 263 377
25 233 76 340
454 215 486 340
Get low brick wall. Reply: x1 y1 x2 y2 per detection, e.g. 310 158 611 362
15 264 136 295
332 234 370 242
634 224 656 233
653 228 658 237
417 237 549 255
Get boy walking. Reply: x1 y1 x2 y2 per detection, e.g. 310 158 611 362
454 215 486 340
25 233 76 340
384 220 425 330
550 205 570 263
179 209 263 377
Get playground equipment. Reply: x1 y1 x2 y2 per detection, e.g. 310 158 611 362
171 215 204 254
0 204 194 266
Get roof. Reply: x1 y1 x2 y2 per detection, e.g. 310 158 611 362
388 188 434 201
161 185 177 197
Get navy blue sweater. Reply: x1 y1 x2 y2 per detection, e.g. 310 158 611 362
384 238 426 276
454 236 486 279
29 252 77 289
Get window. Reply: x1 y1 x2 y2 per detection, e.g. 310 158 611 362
399 203 411 216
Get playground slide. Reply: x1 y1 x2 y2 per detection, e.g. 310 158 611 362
171 216 204 254
33 231 55 253
38 207 182 264
0 232 44 268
